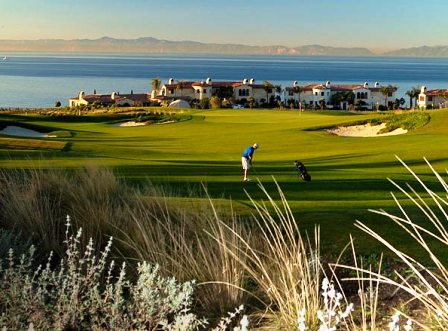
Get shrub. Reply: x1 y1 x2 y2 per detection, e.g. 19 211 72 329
209 96 222 109
0 218 205 330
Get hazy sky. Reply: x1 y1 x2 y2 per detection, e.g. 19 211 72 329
1 0 447 50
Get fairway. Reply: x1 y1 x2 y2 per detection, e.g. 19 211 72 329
1 109 448 256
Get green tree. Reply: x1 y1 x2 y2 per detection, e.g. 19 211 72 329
292 85 304 110
405 86 420 109
394 97 406 110
379 85 397 110
263 81 274 106
331 91 354 109
199 97 210 109
151 77 162 96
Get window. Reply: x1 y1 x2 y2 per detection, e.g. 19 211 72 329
419 96 425 101
268 89 272 93
428 96 433 101
321 92 324 96
169 89 174 94
314 92 318 96
196 89 200 94
203 89 207 93
289 91 293 96
357 92 360 98
388 92 393 97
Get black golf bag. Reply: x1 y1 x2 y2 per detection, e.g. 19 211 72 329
294 160 311 181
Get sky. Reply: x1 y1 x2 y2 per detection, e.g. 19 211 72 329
1 0 447 51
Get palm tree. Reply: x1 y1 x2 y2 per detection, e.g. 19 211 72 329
379 84 397 110
263 81 274 106
292 85 304 110
151 77 162 96
405 86 420 109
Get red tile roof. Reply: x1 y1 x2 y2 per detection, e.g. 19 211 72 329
425 89 448 96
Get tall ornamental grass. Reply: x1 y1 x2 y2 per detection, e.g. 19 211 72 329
118 193 249 318
0 166 247 318
210 179 323 329
336 156 448 330
0 166 130 256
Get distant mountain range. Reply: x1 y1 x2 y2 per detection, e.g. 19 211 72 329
384 45 448 57
0 37 447 57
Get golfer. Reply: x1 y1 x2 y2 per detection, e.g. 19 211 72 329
242 143 259 182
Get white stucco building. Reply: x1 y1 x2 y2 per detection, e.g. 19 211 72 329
417 86 448 109
158 78 276 105
285 81 396 110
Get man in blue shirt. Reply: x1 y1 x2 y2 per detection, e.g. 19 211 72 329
241 143 259 182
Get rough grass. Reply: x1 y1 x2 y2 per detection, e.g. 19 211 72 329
1 108 448 259
0 137 67 150
3 160 446 329
378 111 430 133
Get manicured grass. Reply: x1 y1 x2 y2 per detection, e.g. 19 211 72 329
1 108 448 257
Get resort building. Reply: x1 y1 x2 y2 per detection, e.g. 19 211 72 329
285 81 396 110
69 91 151 108
417 86 448 109
69 79 400 110
158 78 276 105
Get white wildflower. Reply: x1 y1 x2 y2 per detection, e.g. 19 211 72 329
298 308 306 331
388 312 401 331
404 319 412 331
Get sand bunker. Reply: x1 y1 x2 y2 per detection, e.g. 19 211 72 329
327 123 407 137
113 121 147 127
0 126 56 138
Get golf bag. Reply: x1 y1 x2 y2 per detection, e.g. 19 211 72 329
294 160 311 181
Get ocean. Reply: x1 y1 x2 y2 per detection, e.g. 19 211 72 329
0 53 447 108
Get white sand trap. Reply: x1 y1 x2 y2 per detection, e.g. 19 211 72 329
327 123 407 137
0 126 56 138
113 121 147 127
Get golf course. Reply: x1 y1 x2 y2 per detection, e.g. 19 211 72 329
0 108 446 257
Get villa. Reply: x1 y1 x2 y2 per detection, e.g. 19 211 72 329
285 81 396 110
157 78 276 105
417 86 448 109
69 91 152 108
69 78 401 110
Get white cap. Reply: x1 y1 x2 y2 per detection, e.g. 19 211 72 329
253 143 259 148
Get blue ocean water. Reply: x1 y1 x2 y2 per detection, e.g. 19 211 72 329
0 53 447 108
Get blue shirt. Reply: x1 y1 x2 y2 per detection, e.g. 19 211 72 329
242 146 255 159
